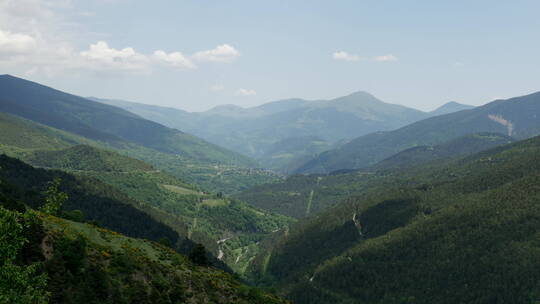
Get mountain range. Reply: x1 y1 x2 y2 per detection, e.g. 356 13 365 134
92 92 473 172
295 91 540 174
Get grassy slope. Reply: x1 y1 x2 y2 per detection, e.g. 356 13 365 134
37 214 290 304
248 136 540 303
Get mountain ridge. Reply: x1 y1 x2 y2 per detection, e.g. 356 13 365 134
92 90 468 172
294 91 540 174
0 76 280 193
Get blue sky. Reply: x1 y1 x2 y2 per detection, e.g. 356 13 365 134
1 0 539 111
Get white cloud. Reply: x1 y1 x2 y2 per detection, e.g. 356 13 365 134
210 84 225 91
0 1 241 75
333 51 360 62
235 88 256 96
192 44 240 63
333 51 399 63
0 29 36 54
80 41 149 70
374 54 398 62
153 50 196 69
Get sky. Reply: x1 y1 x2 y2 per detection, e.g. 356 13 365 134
0 0 539 112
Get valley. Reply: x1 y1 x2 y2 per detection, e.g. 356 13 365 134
2 2 538 303
1 78 539 303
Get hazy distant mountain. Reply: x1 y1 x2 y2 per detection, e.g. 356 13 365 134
295 91 540 174
430 101 474 116
95 91 464 172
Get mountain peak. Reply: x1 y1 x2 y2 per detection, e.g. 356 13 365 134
331 91 384 106
431 101 474 116
346 90 377 98
206 104 245 113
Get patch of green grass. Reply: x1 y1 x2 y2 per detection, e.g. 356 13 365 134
201 199 228 207
162 184 201 195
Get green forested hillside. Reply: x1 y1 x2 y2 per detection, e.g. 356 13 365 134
30 145 293 271
0 75 252 166
371 132 514 171
27 145 155 172
0 189 289 303
245 136 540 303
0 115 293 274
0 111 277 194
236 133 513 219
0 75 278 193
256 136 335 173
0 154 181 247
295 91 540 174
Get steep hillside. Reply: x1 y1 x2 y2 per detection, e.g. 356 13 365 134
0 80 278 194
0 75 253 166
236 133 513 219
0 154 182 247
26 145 293 274
0 195 289 303
94 91 440 172
371 132 514 171
0 110 270 196
247 136 540 304
27 145 155 173
0 117 293 274
295 91 540 174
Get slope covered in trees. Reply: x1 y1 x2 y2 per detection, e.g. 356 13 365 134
244 135 540 303
0 114 293 274
236 133 514 219
0 184 289 303
0 154 179 245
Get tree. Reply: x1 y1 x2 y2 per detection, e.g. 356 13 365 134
158 237 172 248
40 178 68 216
189 244 210 266
0 207 49 304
